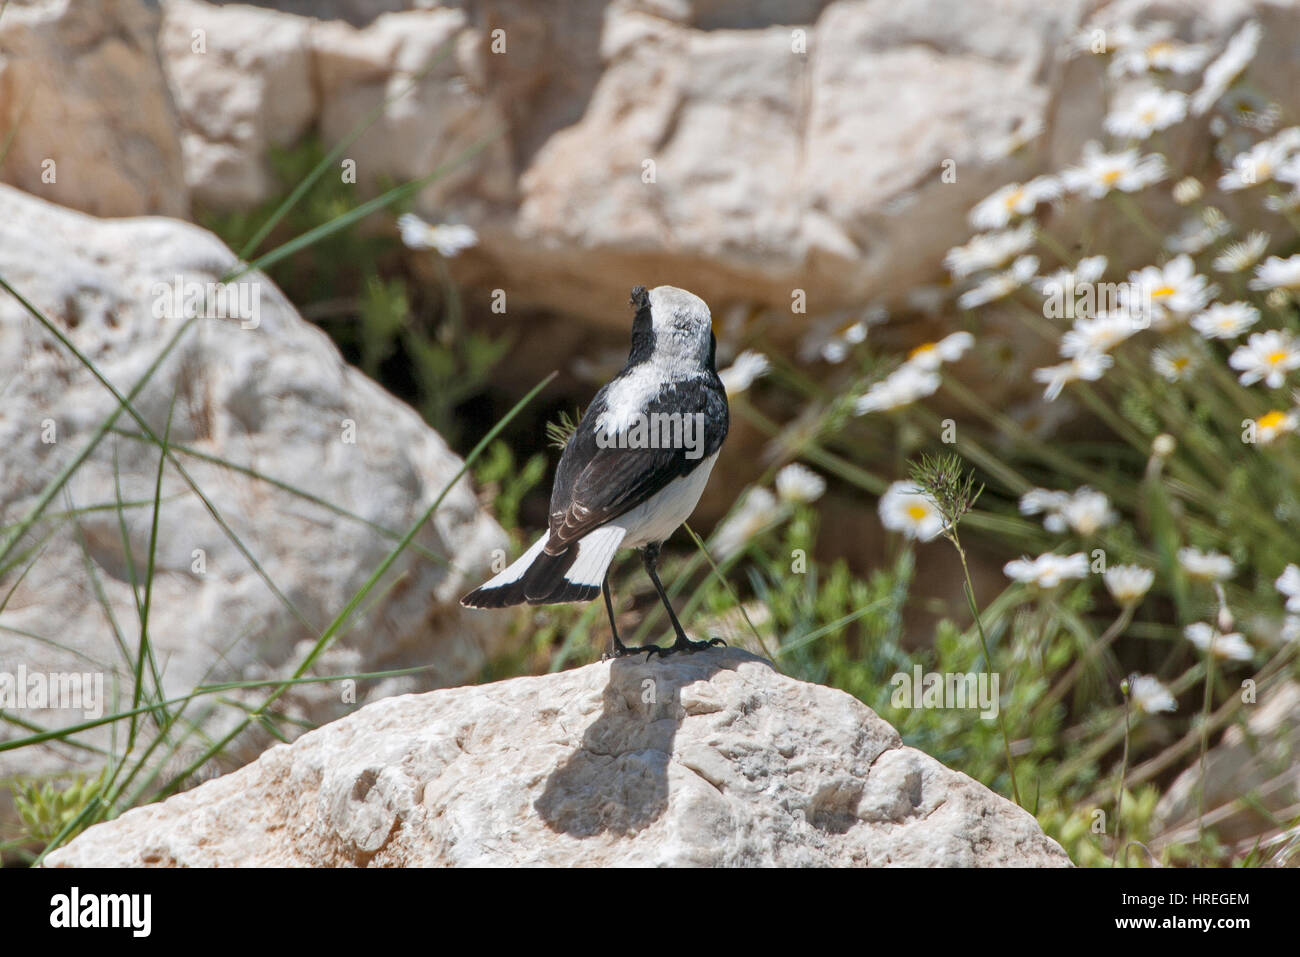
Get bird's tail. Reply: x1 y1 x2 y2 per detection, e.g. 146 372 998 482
460 525 626 608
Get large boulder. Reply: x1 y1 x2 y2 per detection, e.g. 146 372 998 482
0 0 189 217
0 185 507 834
44 648 1071 866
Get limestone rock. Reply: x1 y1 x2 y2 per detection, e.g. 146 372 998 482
0 184 507 833
0 0 189 217
44 648 1071 866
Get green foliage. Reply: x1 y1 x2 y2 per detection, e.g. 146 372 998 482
9 771 106 847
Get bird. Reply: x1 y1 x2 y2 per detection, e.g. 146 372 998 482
460 284 729 659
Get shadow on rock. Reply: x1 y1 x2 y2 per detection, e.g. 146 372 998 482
535 647 769 837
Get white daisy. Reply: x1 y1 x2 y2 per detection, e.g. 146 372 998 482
1152 341 1203 382
1123 255 1217 328
1165 213 1231 255
1191 20 1262 115
1277 565 1300 612
775 463 826 505
1251 409 1298 445
1003 552 1090 588
1128 674 1177 714
712 487 782 560
1104 85 1188 139
1218 136 1298 191
1171 177 1204 205
969 177 1063 230
958 255 1039 309
396 213 477 256
1063 142 1167 198
1185 622 1253 661
1212 232 1269 273
878 482 945 542
719 350 771 396
1249 255 1300 291
1178 547 1236 581
1033 353 1113 401
854 365 941 415
1060 310 1144 358
905 331 975 371
1105 565 1155 605
1264 188 1300 214
1219 88 1281 132
1193 27 1261 115
1111 33 1209 77
943 224 1036 278
1020 487 1115 536
1035 255 1108 298
1191 301 1260 340
1229 329 1300 387
1282 616 1300 643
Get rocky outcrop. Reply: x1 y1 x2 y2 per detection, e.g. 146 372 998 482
44 648 1071 866
0 185 507 832
0 0 189 217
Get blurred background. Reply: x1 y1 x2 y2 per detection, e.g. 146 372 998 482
2 0 1300 866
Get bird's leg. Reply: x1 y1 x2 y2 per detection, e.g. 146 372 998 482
601 571 664 660
639 542 725 659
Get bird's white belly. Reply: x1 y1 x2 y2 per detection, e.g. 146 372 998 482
612 452 719 549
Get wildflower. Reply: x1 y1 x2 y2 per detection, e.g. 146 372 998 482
957 255 1039 309
1034 353 1113 401
1191 301 1260 340
1128 675 1177 714
1165 213 1231 254
1063 142 1167 198
943 224 1036 278
1171 177 1204 205
1111 33 1209 77
1152 341 1203 382
1249 255 1300 291
1191 20 1261 115
1229 329 1300 387
797 308 885 363
1060 311 1143 358
905 331 975 371
980 115 1045 161
1254 409 1299 444
1283 617 1300 643
396 213 477 256
878 481 945 542
1003 552 1090 588
1020 486 1115 535
1105 565 1155 605
775 463 826 505
854 365 941 414
1219 88 1281 132
1036 255 1108 298
712 487 782 560
1152 433 1177 457
1276 564 1300 612
1124 254 1217 328
1185 622 1253 661
1212 232 1269 273
1178 547 1236 581
1218 135 1298 191
1264 189 1300 214
718 350 771 396
969 177 1063 230
1104 85 1188 139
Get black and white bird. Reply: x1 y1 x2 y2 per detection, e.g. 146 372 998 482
461 284 729 659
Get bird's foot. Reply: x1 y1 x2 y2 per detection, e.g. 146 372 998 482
642 635 727 660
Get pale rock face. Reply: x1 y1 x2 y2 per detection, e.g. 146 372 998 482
0 184 508 835
0 0 189 217
45 648 1071 867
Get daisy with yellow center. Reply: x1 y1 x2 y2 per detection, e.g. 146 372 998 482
878 482 946 542
1063 141 1167 199
1229 329 1300 388
1252 409 1297 444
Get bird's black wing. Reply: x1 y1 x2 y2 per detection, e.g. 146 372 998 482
546 377 728 550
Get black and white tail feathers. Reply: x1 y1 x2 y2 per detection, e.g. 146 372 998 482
460 525 626 608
